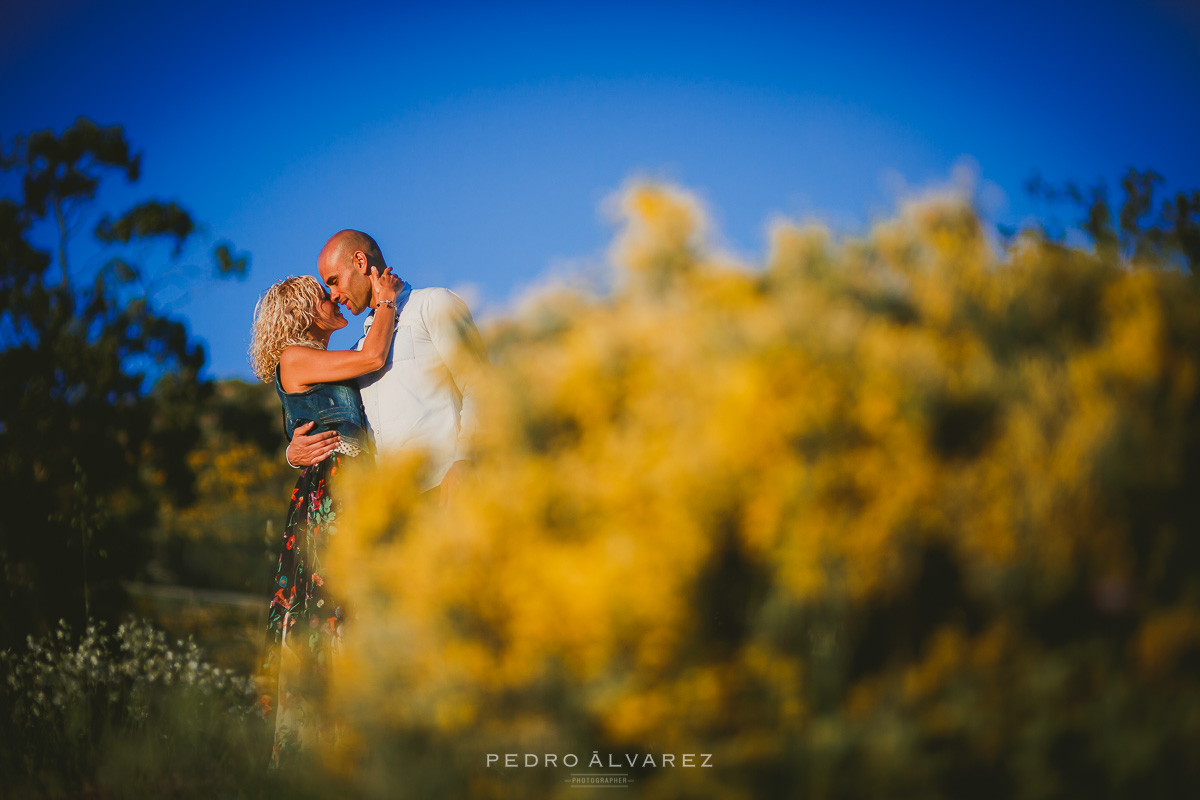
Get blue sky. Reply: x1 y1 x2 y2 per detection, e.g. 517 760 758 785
3 0 1199 379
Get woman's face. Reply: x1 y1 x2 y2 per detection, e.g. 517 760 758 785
310 292 348 335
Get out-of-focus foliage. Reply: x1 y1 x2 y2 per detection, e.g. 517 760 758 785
328 182 1200 798
1021 168 1200 274
0 618 272 799
154 379 290 592
131 378 288 671
0 119 251 651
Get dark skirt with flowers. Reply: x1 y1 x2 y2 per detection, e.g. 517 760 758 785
258 453 348 767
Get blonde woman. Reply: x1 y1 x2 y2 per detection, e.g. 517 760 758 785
248 266 399 766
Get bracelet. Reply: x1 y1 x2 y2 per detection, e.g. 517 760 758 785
376 298 396 310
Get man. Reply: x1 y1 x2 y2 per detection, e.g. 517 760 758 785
286 229 486 504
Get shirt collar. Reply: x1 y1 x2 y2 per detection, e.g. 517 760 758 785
362 280 412 335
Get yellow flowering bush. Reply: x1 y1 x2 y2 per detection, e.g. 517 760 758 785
329 183 1200 798
155 380 293 589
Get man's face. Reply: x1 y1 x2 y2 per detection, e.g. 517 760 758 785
318 250 371 315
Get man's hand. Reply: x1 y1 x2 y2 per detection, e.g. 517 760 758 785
286 421 340 467
439 460 476 508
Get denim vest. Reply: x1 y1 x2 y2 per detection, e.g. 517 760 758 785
275 364 372 457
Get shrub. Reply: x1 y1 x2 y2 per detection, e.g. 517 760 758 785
0 618 297 799
326 183 1200 798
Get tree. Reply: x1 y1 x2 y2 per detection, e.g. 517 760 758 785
1020 167 1200 275
0 118 250 650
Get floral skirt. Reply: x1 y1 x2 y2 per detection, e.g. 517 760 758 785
258 453 349 767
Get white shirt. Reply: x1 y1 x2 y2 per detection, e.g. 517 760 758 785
355 285 486 491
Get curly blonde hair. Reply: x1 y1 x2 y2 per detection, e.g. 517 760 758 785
248 275 329 383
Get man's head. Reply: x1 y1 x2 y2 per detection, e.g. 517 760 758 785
317 229 388 315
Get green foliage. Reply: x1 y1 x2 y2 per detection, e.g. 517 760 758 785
0 119 251 651
1022 167 1200 273
213 240 250 278
152 378 291 594
94 201 197 254
0 618 315 799
8 119 141 221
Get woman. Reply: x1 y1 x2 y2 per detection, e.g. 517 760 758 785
247 266 400 766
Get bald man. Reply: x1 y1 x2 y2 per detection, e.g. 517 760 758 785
285 229 486 504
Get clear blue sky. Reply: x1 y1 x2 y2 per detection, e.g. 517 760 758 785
4 0 1199 379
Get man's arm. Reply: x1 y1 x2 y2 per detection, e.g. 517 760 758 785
425 288 488 464
286 421 340 467
425 288 487 506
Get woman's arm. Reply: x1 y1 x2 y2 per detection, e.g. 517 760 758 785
281 267 400 389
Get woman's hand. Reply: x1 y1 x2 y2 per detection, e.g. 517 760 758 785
370 265 401 305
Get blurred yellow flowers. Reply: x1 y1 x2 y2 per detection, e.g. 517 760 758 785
325 182 1200 797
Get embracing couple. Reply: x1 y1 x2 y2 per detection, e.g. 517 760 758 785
247 229 487 766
